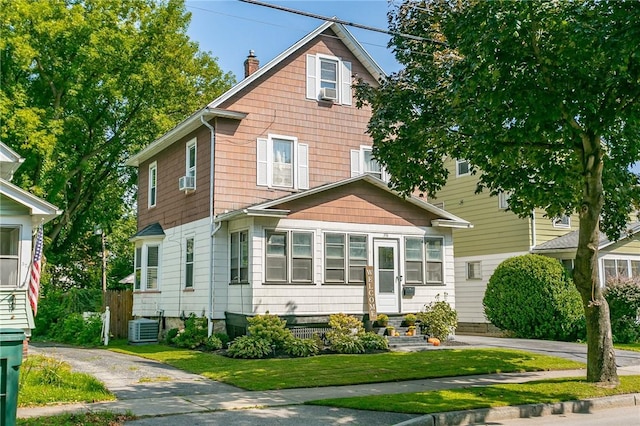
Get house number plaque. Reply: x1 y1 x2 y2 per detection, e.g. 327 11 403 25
365 266 377 321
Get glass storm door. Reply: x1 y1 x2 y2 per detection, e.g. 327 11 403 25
374 239 400 313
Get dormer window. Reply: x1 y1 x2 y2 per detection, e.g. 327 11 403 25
306 53 352 105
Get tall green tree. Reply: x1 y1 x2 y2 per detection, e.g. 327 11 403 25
357 0 640 384
1 0 234 287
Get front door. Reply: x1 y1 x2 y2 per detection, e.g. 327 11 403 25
374 239 400 313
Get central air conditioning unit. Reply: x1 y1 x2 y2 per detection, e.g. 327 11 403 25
319 87 338 101
128 319 159 344
178 175 195 192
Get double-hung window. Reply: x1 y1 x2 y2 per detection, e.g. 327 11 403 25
230 231 249 283
134 244 161 291
306 53 352 105
498 192 510 209
404 237 444 285
185 138 196 189
0 226 19 287
185 237 194 288
324 233 368 284
265 230 313 283
148 162 157 208
257 134 308 190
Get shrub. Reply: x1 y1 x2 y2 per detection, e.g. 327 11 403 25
605 277 640 343
283 337 319 357
227 335 273 359
247 314 293 350
330 335 365 354
483 254 585 341
417 298 457 341
173 314 208 349
212 332 230 348
359 332 389 352
203 335 223 351
165 328 179 344
326 313 364 343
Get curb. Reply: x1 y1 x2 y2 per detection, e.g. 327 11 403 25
394 393 640 426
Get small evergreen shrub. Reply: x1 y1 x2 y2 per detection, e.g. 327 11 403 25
227 335 273 359
360 332 389 351
330 335 365 354
283 337 319 357
417 298 457 341
247 314 293 350
605 277 640 343
483 254 585 341
212 332 230 348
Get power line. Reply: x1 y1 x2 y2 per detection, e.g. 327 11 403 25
238 0 447 46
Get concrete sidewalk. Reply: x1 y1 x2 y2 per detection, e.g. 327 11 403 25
17 337 640 425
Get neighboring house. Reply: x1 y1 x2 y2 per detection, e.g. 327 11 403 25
433 158 640 333
125 21 471 335
0 141 61 336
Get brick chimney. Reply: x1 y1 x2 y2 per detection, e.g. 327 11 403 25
244 50 259 78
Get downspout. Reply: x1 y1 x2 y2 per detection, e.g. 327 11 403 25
530 210 536 250
201 113 221 337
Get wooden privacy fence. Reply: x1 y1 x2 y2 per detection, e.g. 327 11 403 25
102 290 133 339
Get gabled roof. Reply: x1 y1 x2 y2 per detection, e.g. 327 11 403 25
0 179 61 224
208 21 385 109
125 21 386 168
532 222 640 253
215 174 473 229
0 141 24 181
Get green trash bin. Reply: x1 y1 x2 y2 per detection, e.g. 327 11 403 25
0 329 25 426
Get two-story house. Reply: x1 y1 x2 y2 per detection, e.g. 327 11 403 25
125 21 471 336
0 141 61 336
434 158 640 334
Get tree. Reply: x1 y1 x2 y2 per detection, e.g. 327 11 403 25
1 0 235 287
357 0 640 384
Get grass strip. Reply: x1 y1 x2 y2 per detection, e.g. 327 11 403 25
109 344 584 391
616 343 640 352
19 355 115 407
17 411 136 426
307 375 640 414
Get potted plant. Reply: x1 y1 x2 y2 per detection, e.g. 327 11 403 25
376 314 389 327
406 325 417 336
385 325 395 336
403 313 417 327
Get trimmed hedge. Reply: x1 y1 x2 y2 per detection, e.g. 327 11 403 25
605 277 640 343
483 254 585 341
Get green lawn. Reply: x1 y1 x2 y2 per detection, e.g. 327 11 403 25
307 375 640 414
17 411 135 426
19 355 115 407
616 342 640 352
110 344 584 391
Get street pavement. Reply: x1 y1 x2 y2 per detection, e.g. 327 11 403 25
18 335 640 425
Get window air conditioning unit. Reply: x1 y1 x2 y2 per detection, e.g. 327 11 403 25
319 87 338 101
128 319 159 343
178 175 195 191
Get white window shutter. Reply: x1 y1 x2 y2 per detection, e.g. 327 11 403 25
306 54 317 100
297 143 309 190
341 61 352 105
350 149 361 177
257 138 268 186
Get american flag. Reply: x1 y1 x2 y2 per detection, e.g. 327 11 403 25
29 225 43 317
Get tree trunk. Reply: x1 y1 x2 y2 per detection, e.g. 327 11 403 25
572 138 618 385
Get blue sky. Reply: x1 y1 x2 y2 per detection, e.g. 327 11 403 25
185 0 401 81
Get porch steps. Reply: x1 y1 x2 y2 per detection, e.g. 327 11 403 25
373 316 434 349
